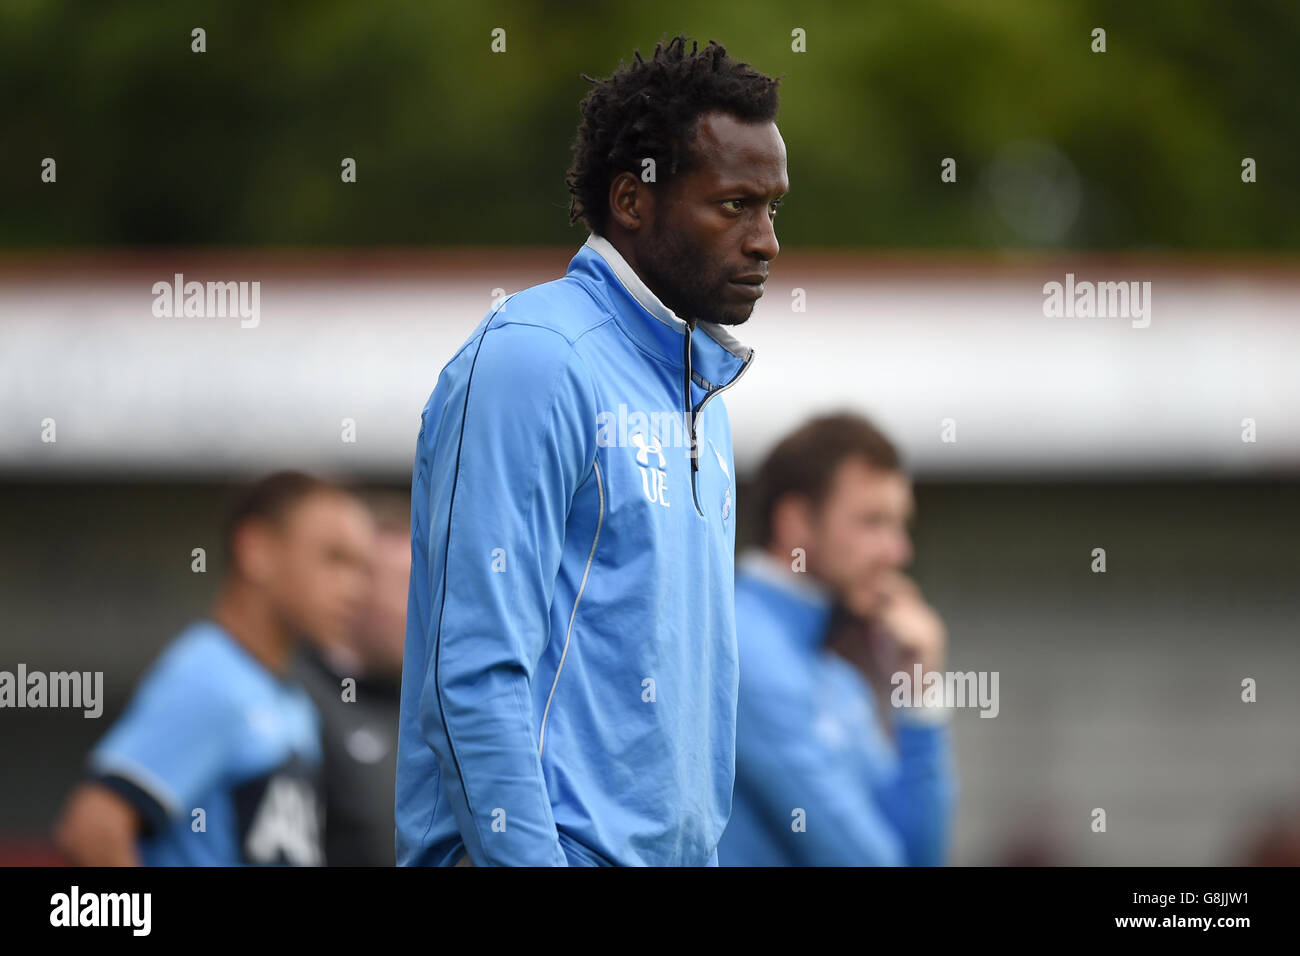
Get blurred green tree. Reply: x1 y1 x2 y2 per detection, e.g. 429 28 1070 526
1 0 1296 249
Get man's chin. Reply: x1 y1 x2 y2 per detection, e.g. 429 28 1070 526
843 588 885 620
706 308 753 328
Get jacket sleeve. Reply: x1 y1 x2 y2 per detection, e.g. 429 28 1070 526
874 717 959 866
416 318 597 866
88 643 238 833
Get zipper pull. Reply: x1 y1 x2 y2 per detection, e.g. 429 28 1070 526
683 325 699 472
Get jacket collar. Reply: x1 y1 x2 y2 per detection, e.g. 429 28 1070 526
737 549 835 651
569 232 753 391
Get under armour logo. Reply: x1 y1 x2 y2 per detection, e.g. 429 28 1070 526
631 432 665 469
631 432 670 508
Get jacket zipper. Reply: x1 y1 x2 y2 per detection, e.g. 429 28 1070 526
683 323 755 517
683 325 702 515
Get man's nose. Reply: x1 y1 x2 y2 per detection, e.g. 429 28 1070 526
890 530 914 567
745 212 779 262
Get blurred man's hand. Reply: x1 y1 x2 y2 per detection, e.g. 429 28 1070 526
874 571 947 676
53 783 142 867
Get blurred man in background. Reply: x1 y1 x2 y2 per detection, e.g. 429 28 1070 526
717 413 958 866
53 471 374 866
293 492 408 866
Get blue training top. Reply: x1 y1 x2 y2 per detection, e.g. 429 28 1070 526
90 620 324 866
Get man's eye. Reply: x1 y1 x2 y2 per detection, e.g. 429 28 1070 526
722 199 782 215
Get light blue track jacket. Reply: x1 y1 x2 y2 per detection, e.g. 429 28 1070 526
717 551 958 866
396 233 754 866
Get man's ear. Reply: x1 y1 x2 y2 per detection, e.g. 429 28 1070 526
771 493 815 556
232 520 276 586
607 170 652 233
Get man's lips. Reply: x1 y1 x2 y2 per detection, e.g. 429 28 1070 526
729 274 766 298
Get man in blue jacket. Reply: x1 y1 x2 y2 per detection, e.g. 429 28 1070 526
395 35 787 866
718 413 958 865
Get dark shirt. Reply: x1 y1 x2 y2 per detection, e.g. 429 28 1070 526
292 647 401 866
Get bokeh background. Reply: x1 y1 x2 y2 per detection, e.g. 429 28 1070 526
2 0 1297 865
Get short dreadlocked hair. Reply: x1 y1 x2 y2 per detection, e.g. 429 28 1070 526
566 34 782 237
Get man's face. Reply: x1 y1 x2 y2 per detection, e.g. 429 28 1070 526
805 459 915 618
352 527 411 674
262 492 377 648
633 110 787 326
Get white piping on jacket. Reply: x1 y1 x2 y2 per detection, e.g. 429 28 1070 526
538 459 605 755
